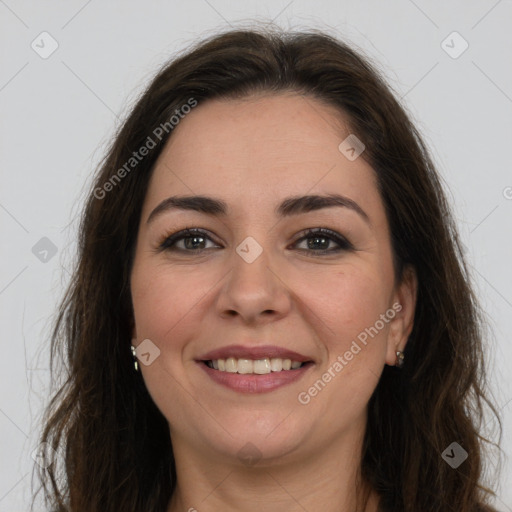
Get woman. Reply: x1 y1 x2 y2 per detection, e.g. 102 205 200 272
36 27 502 511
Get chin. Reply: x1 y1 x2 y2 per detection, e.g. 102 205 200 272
202 411 313 466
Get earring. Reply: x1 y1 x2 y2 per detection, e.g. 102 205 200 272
395 350 404 368
131 345 139 372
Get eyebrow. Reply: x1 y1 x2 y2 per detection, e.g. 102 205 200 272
146 193 371 226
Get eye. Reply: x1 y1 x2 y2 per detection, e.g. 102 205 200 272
157 227 353 256
292 228 353 255
158 228 220 252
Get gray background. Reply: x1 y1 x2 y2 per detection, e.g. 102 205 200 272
0 0 511 510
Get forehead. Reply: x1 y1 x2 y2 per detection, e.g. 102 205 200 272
144 93 381 219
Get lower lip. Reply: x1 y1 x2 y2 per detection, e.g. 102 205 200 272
197 361 314 393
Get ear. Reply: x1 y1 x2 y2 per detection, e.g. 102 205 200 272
385 265 418 366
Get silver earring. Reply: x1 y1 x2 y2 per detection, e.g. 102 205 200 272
131 345 139 372
395 350 404 368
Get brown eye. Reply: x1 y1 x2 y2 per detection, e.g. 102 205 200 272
159 229 220 252
293 228 353 255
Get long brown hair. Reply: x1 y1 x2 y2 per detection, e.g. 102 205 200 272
35 26 502 512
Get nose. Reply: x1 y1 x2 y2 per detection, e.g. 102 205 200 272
215 244 292 325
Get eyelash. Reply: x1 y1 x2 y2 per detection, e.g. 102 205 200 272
157 227 354 256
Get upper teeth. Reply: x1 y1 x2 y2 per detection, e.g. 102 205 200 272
207 357 303 374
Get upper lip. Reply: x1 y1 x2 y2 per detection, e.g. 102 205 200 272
197 344 313 363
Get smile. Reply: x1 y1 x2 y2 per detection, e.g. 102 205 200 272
205 357 306 374
198 359 314 393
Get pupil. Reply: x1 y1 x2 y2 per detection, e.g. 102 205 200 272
308 236 328 250
185 236 205 250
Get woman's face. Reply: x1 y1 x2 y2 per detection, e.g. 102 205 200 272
130 93 416 465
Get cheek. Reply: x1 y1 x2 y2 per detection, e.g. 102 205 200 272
130 262 214 425
131 261 214 344
302 266 390 346
289 267 391 430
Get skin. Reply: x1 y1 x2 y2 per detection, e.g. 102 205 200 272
130 93 417 512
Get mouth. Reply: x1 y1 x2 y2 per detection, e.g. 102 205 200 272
195 345 315 393
196 341 315 393
202 357 312 374
197 360 314 393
